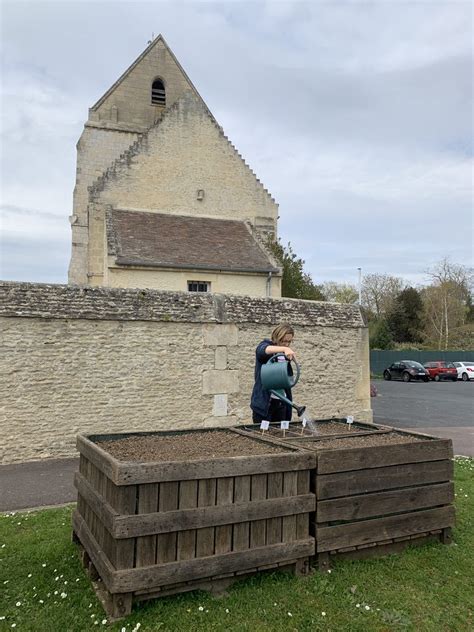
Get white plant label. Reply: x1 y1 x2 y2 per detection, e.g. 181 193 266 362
302 418 307 428
260 420 270 431
346 415 354 425
280 420 290 430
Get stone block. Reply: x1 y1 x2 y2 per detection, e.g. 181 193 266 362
215 347 227 370
202 370 239 395
203 324 238 347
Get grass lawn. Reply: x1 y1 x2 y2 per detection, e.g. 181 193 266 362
1 457 472 632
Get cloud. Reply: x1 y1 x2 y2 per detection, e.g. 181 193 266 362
0 0 472 286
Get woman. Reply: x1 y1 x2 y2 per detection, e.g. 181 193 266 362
250 323 296 423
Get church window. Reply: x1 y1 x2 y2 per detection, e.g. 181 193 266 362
188 281 210 293
151 78 166 106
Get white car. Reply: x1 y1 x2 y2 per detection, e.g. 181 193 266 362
453 361 474 381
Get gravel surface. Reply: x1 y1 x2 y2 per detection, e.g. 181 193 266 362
96 430 288 462
294 431 426 450
250 420 375 438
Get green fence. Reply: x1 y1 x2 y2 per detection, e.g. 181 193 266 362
370 350 474 376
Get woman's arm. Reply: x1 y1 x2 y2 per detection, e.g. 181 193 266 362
264 345 295 360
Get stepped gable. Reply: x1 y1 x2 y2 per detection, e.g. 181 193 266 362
106 209 280 273
87 92 276 205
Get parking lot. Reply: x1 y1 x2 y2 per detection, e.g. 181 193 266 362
372 380 473 456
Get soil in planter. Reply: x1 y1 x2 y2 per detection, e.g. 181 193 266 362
297 431 427 451
96 430 289 462
244 420 377 438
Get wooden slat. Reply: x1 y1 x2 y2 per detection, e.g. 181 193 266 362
233 476 251 551
110 484 136 570
317 460 454 499
317 439 453 474
156 482 179 564
282 472 298 542
135 483 159 568
296 470 311 539
112 493 315 538
113 452 316 485
109 538 315 593
332 533 442 561
317 482 455 522
74 472 116 534
266 472 283 545
72 510 115 591
77 435 119 481
250 474 267 548
177 480 198 561
196 479 217 558
215 478 234 555
316 505 455 552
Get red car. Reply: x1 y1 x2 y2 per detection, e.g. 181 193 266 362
423 361 458 382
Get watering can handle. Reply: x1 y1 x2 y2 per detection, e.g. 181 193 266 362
270 353 301 387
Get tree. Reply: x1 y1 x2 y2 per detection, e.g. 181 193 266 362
321 281 358 304
267 239 325 300
422 258 473 349
361 274 405 320
369 319 394 350
387 287 424 343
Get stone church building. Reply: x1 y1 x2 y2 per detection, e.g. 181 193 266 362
68 35 282 297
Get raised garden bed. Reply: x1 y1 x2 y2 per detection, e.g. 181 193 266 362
73 429 316 619
236 425 455 570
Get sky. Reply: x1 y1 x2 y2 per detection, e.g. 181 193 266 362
0 0 472 288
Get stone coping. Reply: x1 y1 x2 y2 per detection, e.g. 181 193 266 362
0 281 365 328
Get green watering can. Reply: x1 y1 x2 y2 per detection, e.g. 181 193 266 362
260 354 306 418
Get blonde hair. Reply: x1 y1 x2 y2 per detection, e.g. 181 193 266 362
271 323 294 345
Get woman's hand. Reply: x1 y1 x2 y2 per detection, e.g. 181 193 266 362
281 347 295 360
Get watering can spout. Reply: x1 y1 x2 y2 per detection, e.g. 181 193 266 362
269 390 306 419
295 405 306 418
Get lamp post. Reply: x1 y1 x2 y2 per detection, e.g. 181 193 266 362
357 267 362 306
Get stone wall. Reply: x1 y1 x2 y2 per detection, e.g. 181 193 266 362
0 282 371 464
104 266 282 298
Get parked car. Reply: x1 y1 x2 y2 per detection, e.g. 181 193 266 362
383 361 430 382
453 361 474 381
423 361 458 382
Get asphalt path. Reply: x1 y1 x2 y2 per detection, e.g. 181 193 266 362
373 379 473 456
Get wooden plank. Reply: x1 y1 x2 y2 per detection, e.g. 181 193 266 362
215 478 234 555
156 482 179 564
317 439 452 474
250 474 267 548
317 460 454 499
109 484 136 570
316 505 455 552
196 479 217 558
76 434 119 482
333 533 441 562
74 472 116 534
114 452 316 485
266 472 283 545
112 493 316 538
282 472 298 542
72 510 115 591
177 480 198 561
108 538 315 593
233 476 251 551
135 483 159 568
296 470 311 540
317 482 454 522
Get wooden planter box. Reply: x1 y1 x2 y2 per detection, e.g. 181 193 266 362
235 425 455 569
73 428 316 619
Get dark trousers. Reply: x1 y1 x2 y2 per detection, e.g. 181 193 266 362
252 398 289 423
